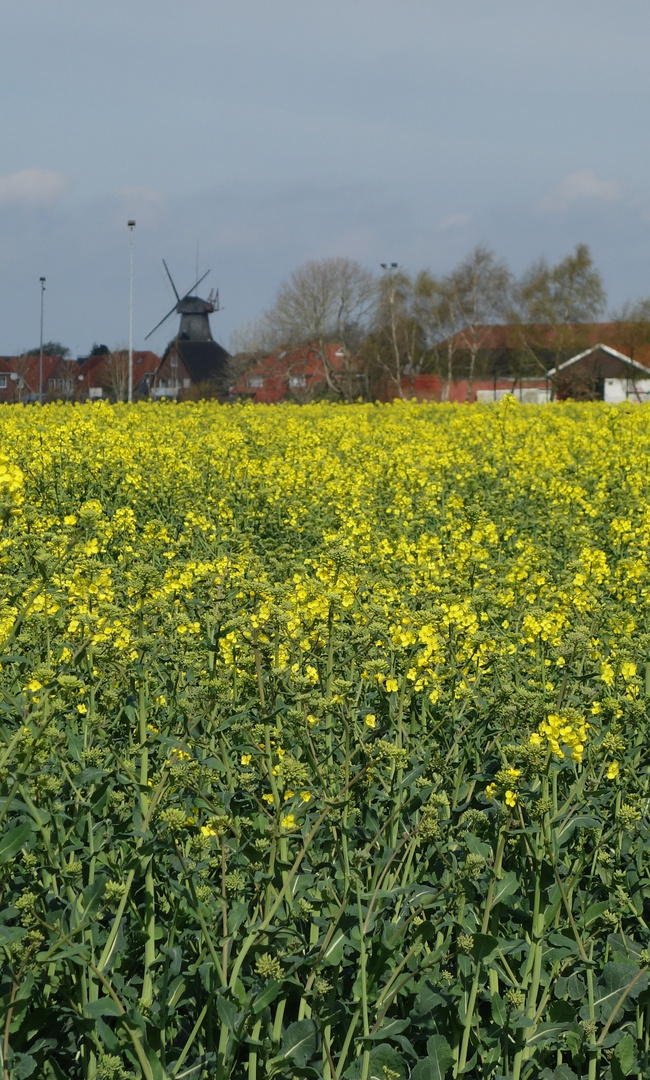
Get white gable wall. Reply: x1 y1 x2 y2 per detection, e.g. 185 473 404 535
604 378 650 403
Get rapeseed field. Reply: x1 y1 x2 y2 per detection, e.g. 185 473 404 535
0 398 649 1080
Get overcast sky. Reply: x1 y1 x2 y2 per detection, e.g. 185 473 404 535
2 0 650 356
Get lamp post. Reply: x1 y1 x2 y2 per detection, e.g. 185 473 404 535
380 264 402 397
128 220 136 402
39 277 46 404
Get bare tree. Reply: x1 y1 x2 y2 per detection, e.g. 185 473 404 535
102 349 130 402
9 355 35 402
444 246 511 401
229 318 273 356
362 269 434 398
262 257 377 400
512 243 607 385
608 298 650 361
50 357 82 400
515 243 605 325
415 275 463 401
225 350 266 393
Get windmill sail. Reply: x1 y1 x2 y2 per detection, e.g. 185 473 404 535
145 264 213 341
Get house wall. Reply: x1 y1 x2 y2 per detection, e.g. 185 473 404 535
375 375 549 404
151 351 192 398
604 378 650 403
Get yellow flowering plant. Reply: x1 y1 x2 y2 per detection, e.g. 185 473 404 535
0 399 647 1079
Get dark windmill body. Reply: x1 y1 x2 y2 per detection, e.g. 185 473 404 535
147 261 230 397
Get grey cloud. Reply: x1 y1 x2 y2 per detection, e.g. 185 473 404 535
537 171 623 215
0 169 69 208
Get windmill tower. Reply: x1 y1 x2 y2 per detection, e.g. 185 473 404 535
146 260 229 396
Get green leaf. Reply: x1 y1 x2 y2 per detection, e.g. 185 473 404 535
564 1025 584 1057
491 993 507 1027
252 979 283 1015
322 929 348 966
83 998 123 1019
364 1018 410 1041
79 878 107 920
12 1054 37 1079
491 871 519 906
345 1045 406 1080
471 933 498 962
615 1033 637 1076
368 1045 406 1080
555 815 600 845
426 1035 454 1078
76 766 108 785
275 1019 318 1067
591 963 648 1019
411 1035 454 1080
526 1021 570 1047
464 834 492 859
216 995 241 1033
584 901 611 927
549 999 575 1022
0 821 32 865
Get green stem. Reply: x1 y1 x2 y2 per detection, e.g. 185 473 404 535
356 880 372 1080
456 825 508 1077
138 667 155 1009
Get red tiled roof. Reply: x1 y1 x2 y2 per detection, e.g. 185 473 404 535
231 343 347 403
444 323 650 366
0 354 61 394
76 350 161 386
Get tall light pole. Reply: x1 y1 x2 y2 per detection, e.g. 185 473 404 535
39 277 46 404
128 220 136 402
381 264 402 397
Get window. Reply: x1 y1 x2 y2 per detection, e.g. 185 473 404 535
183 378 191 389
0 376 7 389
289 374 307 389
248 375 264 389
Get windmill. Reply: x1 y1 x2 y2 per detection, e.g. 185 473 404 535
146 260 220 343
146 260 229 394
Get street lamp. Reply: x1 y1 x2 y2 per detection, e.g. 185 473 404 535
380 263 398 271
128 220 136 402
39 277 46 404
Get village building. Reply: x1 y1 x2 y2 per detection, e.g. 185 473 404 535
0 354 60 402
151 339 230 398
379 323 650 403
548 344 650 403
73 350 162 400
231 343 346 403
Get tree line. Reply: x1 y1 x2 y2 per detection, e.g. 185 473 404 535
230 244 650 400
